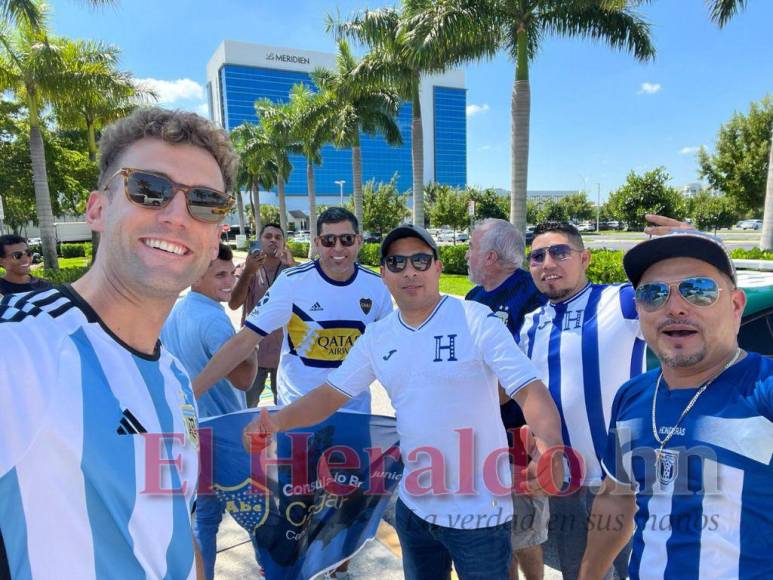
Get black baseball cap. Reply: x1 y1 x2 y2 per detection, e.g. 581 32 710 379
380 224 439 260
623 229 736 288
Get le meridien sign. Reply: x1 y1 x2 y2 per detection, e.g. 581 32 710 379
266 52 310 65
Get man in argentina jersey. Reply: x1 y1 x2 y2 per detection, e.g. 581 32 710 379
193 207 392 413
0 108 239 578
519 222 644 579
465 218 549 580
580 231 773 580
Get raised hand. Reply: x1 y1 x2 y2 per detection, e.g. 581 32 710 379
242 408 279 453
643 214 692 236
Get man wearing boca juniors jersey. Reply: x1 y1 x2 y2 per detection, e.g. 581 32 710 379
193 207 392 412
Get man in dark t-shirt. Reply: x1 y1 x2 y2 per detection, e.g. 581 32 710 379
465 218 548 580
0 235 52 296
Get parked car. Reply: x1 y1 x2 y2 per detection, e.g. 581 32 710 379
737 219 762 230
454 232 469 243
363 232 381 244
577 222 595 232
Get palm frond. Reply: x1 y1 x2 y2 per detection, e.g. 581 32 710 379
707 0 748 27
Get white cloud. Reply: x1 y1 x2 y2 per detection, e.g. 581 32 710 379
679 146 701 155
479 145 492 151
195 102 209 116
135 78 205 104
638 82 662 95
466 103 490 117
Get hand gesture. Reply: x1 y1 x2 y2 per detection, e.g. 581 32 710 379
242 408 279 453
517 426 564 496
643 214 692 237
278 246 297 266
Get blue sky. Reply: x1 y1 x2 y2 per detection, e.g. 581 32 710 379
51 0 773 202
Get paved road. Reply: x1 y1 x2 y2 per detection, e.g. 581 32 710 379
582 231 760 252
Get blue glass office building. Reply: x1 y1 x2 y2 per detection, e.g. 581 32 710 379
207 41 467 205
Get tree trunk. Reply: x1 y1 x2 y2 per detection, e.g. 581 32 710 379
277 175 288 234
307 160 317 260
760 128 773 251
28 108 58 270
236 187 246 238
411 91 425 227
352 134 364 227
250 183 261 234
510 28 530 234
87 120 100 264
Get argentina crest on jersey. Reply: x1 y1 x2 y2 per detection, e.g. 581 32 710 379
656 449 678 486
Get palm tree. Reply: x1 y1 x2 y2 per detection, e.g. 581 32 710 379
253 99 298 233
2 0 114 30
311 39 403 228
406 0 654 232
331 7 458 227
55 39 153 162
0 4 99 269
288 83 337 256
231 121 278 235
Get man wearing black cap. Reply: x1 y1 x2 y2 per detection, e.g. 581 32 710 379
244 224 565 580
579 230 773 580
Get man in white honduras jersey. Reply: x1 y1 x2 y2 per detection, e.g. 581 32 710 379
0 108 239 578
580 231 773 580
519 221 644 579
243 224 564 580
192 207 392 412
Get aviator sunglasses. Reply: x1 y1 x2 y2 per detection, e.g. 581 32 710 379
635 277 722 312
383 253 434 273
103 168 234 224
7 249 34 260
527 243 582 265
318 233 357 248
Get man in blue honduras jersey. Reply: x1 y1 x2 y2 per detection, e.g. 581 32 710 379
465 218 549 580
0 108 238 578
244 224 566 580
520 221 643 579
580 230 773 580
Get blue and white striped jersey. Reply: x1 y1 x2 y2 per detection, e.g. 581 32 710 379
0 286 199 579
603 353 773 580
519 282 646 484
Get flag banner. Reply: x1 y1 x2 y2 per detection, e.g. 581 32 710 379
199 409 403 579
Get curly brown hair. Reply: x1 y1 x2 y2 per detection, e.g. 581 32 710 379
98 107 239 192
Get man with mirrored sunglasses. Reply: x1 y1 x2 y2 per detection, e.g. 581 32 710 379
580 229 773 580
520 221 644 580
0 107 239 579
193 207 393 414
243 223 565 580
0 234 52 296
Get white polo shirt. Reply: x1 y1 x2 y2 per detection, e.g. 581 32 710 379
327 296 540 529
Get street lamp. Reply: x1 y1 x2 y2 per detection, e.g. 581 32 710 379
334 180 346 206
596 183 601 232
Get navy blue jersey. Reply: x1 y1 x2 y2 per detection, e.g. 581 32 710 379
466 269 547 434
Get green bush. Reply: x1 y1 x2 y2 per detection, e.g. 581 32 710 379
59 242 91 258
286 241 309 258
357 243 381 266
439 244 469 275
730 247 773 261
586 250 627 284
37 266 90 284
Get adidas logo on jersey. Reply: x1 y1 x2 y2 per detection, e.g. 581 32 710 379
116 409 147 435
310 302 324 312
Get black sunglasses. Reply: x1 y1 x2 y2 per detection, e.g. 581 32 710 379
8 249 33 260
635 277 722 312
383 253 434 273
318 233 357 248
104 168 234 224
527 244 582 265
